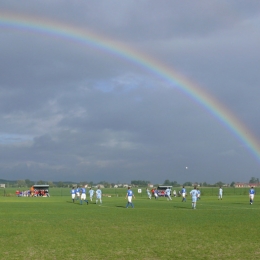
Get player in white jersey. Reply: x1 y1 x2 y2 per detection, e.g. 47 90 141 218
197 189 201 201
125 186 135 208
249 187 255 205
89 187 94 202
71 187 76 203
190 186 199 209
96 186 102 204
146 188 151 199
165 188 172 201
218 187 223 200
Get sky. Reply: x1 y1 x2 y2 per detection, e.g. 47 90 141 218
0 1 260 184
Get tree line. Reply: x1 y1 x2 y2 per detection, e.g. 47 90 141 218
0 177 259 188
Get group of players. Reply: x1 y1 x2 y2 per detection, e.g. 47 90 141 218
71 185 256 209
147 185 256 209
70 186 102 205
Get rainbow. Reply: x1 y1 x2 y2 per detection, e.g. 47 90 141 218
1 11 260 164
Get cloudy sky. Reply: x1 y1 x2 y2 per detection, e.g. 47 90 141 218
1 1 260 184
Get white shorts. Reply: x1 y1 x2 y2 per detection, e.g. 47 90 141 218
128 196 132 203
76 192 80 197
182 193 186 198
250 194 254 200
154 193 158 197
96 195 101 199
81 193 86 200
71 194 75 199
191 197 197 203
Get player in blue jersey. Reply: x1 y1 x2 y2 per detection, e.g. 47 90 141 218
165 187 172 201
89 187 94 202
96 186 102 204
146 188 151 199
80 187 89 205
218 187 223 200
76 187 80 201
181 186 186 202
249 186 255 205
190 186 199 209
125 186 135 208
71 187 76 203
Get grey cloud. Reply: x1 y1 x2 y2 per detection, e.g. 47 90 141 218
0 1 260 183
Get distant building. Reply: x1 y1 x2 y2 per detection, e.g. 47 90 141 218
235 183 247 187
235 182 260 188
95 184 104 188
0 184 5 188
248 183 259 187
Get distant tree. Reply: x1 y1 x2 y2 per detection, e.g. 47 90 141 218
25 179 34 187
215 181 224 187
57 181 64 187
171 181 180 187
230 181 235 187
249 177 259 184
163 179 171 185
47 181 55 188
17 180 26 187
131 180 150 186
79 182 86 187
37 180 45 185
183 181 192 186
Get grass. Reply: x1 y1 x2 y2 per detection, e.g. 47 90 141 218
0 191 259 259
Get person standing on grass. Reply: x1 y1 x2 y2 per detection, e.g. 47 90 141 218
190 186 199 209
71 187 76 203
96 186 102 204
154 188 159 199
249 186 255 205
76 186 80 201
181 186 186 202
89 187 94 202
197 188 201 201
165 187 172 201
125 186 135 208
146 188 151 199
80 186 89 205
218 186 223 200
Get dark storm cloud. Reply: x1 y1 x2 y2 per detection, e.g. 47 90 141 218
0 1 260 183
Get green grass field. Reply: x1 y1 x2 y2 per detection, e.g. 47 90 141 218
0 190 259 259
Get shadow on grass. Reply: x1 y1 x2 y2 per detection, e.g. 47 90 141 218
232 202 249 205
116 205 125 208
66 201 84 206
172 205 191 209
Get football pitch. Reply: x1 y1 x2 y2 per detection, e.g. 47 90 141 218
0 193 259 259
